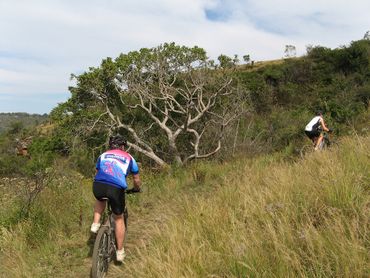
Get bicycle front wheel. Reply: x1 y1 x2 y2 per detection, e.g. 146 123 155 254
91 226 110 278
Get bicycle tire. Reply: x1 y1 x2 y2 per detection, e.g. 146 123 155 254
91 226 110 278
300 144 313 158
124 207 128 241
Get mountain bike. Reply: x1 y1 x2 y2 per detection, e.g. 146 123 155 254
91 188 139 278
300 130 337 158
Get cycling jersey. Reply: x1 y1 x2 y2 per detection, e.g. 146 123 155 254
94 149 139 189
305 116 322 132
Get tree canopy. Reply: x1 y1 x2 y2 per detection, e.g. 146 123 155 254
52 43 246 166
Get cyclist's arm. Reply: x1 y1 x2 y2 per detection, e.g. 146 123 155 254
320 118 329 132
132 174 141 190
130 156 141 190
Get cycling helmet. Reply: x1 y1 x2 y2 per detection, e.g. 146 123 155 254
316 110 323 116
109 134 127 149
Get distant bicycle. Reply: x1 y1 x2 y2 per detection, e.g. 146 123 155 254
91 188 139 278
300 130 337 158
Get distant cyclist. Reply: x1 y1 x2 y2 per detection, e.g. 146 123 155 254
305 111 330 150
90 135 141 262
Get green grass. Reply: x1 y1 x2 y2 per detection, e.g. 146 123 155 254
0 136 369 277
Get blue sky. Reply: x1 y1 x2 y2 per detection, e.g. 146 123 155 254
1 0 369 114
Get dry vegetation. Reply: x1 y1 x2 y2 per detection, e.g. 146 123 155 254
0 135 369 277
118 135 369 277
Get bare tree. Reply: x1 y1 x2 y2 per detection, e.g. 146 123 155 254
65 43 247 166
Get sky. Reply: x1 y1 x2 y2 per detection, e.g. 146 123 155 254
1 0 369 114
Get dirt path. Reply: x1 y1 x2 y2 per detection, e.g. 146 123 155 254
70 194 177 278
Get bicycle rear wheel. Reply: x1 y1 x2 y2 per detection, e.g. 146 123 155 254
91 226 110 278
124 207 128 240
300 144 313 158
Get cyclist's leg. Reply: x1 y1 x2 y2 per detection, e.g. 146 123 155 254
308 129 321 150
305 130 317 147
305 131 312 143
113 213 125 250
93 200 106 224
106 185 126 260
92 182 108 232
315 134 324 150
312 136 318 146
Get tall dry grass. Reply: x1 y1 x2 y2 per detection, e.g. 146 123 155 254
0 136 368 277
0 168 93 278
117 136 369 277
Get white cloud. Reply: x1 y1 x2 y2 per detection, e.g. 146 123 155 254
0 0 369 113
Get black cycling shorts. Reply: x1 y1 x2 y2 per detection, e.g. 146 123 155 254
93 181 125 215
305 130 320 140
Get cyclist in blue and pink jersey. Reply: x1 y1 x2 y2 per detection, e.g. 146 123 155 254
90 135 141 262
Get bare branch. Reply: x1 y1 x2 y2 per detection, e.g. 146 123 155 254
184 140 221 164
89 111 108 131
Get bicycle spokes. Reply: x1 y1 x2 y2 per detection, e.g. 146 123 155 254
92 228 110 278
99 233 109 273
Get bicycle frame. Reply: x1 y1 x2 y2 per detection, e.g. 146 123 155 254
300 131 335 158
101 203 117 262
91 190 134 278
91 201 116 278
317 132 331 150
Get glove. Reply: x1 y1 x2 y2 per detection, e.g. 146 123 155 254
126 187 142 194
328 128 333 133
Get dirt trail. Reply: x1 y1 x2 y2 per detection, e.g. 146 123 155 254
70 195 176 278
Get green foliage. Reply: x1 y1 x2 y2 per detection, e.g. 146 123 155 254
0 113 48 134
355 84 370 108
0 156 26 176
7 121 24 135
217 54 236 68
24 206 52 247
68 147 95 176
236 71 271 113
263 64 284 85
229 39 370 155
0 197 23 228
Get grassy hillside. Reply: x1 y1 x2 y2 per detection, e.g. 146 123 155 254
0 135 368 277
0 113 48 134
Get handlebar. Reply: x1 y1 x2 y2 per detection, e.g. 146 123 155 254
318 127 333 133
